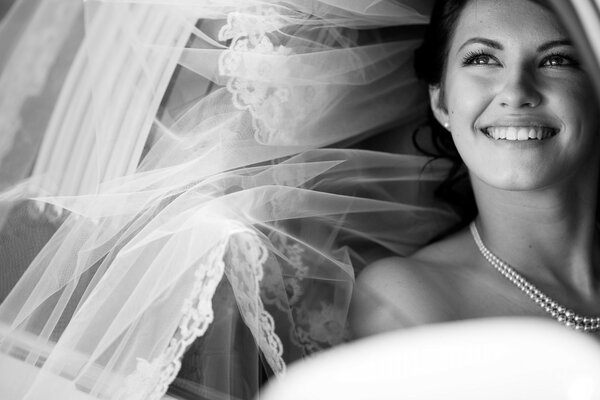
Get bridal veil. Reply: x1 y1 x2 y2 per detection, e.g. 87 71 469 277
0 0 488 398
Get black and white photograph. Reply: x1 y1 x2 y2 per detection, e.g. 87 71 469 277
0 0 600 399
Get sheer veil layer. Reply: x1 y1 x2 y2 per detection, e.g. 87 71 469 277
0 1 460 399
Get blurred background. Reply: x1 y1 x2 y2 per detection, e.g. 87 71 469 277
0 0 14 20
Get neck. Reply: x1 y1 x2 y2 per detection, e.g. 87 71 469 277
471 170 600 298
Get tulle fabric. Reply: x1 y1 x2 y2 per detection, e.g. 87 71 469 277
0 0 458 399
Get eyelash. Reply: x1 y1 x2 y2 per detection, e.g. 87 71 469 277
461 50 580 68
542 52 579 68
462 50 496 66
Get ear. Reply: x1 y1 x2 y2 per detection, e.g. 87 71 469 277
428 85 450 128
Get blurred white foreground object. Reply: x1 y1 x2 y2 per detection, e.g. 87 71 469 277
261 318 600 400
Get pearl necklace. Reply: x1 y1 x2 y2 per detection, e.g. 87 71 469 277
469 222 600 333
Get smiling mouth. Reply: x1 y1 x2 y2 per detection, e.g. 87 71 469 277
481 126 559 141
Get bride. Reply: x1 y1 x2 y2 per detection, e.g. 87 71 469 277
0 0 599 399
352 0 600 335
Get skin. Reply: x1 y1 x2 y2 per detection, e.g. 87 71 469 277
351 0 600 337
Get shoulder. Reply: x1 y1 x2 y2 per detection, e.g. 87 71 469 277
350 228 477 338
350 256 452 338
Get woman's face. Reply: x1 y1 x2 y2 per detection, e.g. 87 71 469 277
430 0 600 190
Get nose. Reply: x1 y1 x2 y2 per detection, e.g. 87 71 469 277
497 67 542 109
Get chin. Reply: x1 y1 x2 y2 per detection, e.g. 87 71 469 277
472 168 560 192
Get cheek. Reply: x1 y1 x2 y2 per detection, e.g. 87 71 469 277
554 74 599 117
553 82 600 143
445 74 493 126
449 130 483 170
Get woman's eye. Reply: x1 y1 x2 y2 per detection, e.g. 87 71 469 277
471 55 492 65
541 54 578 68
462 52 499 66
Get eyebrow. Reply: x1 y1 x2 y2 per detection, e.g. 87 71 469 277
537 39 573 52
458 37 573 52
458 37 503 52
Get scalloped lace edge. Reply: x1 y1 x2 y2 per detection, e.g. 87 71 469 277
116 229 286 400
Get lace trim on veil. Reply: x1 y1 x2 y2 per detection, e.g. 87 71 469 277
115 238 228 400
226 232 286 375
218 8 316 145
116 229 285 400
265 230 350 355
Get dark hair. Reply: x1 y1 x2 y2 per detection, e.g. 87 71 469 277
413 0 477 231
413 0 550 232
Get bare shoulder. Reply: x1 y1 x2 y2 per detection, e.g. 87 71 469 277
350 256 451 338
350 227 476 339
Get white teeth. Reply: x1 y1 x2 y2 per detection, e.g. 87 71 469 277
506 127 517 140
517 128 529 141
485 126 556 141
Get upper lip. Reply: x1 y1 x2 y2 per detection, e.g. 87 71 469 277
480 117 560 132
